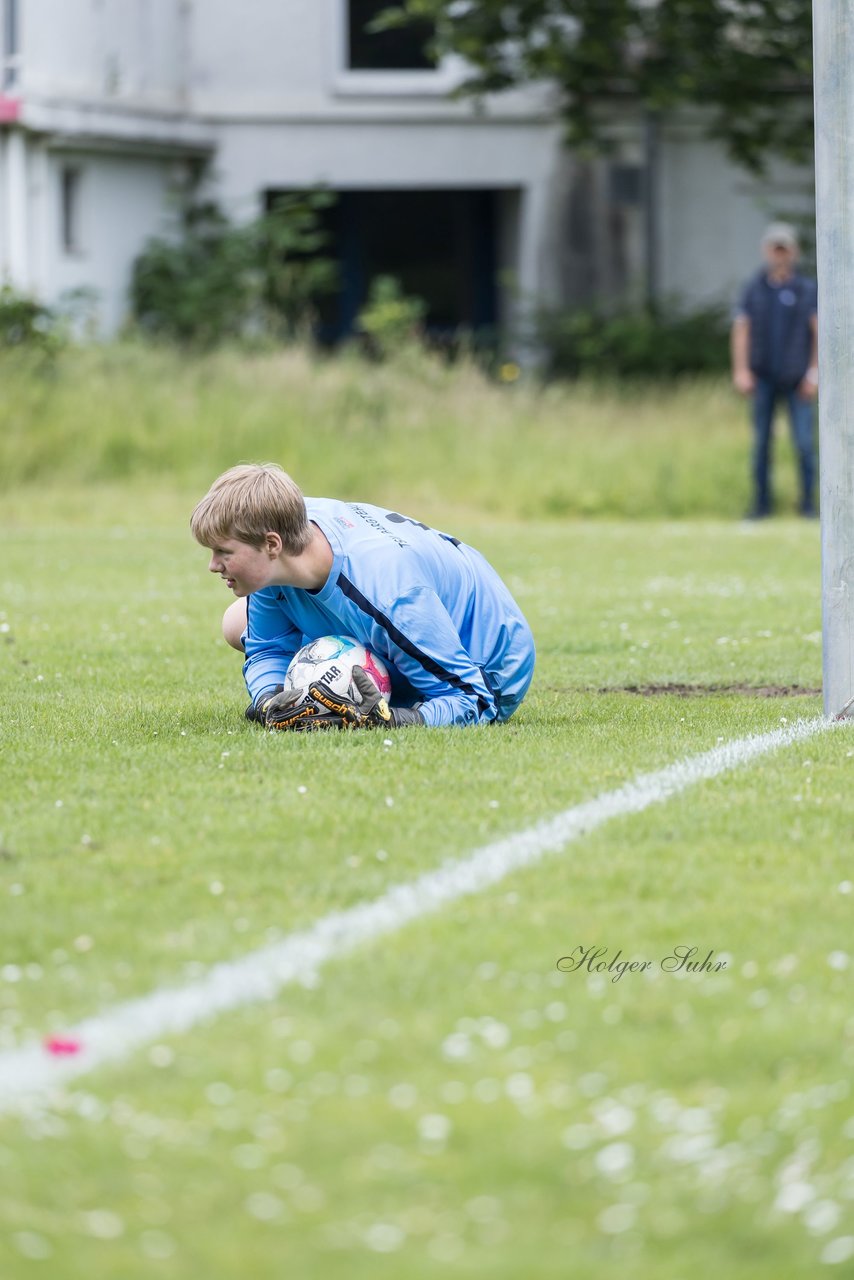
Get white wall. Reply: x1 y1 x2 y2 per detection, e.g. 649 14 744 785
187 0 551 118
19 0 189 106
5 0 205 331
658 126 815 310
212 119 560 201
0 130 29 288
36 145 181 333
190 0 326 107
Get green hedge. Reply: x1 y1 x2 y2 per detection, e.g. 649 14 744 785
537 304 730 380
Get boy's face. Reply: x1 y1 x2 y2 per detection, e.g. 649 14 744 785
207 536 276 597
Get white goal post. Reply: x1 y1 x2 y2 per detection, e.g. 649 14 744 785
813 3 854 719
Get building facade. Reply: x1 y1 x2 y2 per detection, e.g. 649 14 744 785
0 0 815 337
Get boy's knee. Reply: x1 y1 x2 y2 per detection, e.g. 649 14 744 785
222 599 247 652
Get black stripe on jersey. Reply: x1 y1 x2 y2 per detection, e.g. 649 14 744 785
336 574 490 716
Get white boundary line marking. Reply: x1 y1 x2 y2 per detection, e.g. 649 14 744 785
0 716 835 1114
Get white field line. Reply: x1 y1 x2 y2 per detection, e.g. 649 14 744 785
0 715 834 1114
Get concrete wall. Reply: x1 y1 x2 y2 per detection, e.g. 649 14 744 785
189 0 327 109
658 122 816 311
19 0 189 106
187 0 517 114
4 0 206 332
46 148 183 333
0 129 182 333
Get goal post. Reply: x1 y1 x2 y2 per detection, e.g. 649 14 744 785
813 1 854 719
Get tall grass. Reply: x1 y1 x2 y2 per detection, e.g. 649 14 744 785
0 343 804 518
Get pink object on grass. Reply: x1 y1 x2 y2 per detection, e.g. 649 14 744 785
44 1036 83 1057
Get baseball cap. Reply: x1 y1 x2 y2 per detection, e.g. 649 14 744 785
761 221 799 250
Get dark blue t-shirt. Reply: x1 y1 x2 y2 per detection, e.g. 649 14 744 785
736 270 817 388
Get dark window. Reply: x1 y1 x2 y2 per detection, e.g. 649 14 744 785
348 0 436 71
610 165 643 207
61 167 82 254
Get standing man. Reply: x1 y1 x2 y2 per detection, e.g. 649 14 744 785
731 222 819 519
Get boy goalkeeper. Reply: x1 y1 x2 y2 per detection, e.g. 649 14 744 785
191 463 535 730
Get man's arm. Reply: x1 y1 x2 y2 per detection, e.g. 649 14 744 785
797 313 819 401
731 314 755 395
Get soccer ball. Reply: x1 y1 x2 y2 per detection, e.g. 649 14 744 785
284 635 392 704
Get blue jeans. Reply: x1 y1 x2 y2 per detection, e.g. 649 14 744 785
751 377 815 514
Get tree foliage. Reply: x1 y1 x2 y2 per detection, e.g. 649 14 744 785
378 0 813 171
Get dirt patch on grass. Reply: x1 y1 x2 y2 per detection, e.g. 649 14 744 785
603 683 821 698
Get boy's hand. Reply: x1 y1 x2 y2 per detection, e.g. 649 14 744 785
245 685 284 723
307 668 424 729
306 666 394 730
261 669 424 732
262 687 342 731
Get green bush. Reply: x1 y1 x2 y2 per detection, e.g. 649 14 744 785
130 193 338 348
537 303 731 380
0 285 63 353
355 275 427 359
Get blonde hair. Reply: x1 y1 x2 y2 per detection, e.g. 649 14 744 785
190 463 312 554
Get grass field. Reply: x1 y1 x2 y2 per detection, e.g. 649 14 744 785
0 343 813 518
2 449 853 1279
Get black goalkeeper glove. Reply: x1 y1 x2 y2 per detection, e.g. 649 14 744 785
307 666 424 729
264 667 424 732
245 686 284 724
262 685 347 731
248 684 353 730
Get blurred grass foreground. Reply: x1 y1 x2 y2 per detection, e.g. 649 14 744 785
0 344 801 520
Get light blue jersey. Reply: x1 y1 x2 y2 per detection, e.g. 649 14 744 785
242 499 535 727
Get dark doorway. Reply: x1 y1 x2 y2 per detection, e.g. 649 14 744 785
264 188 500 343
